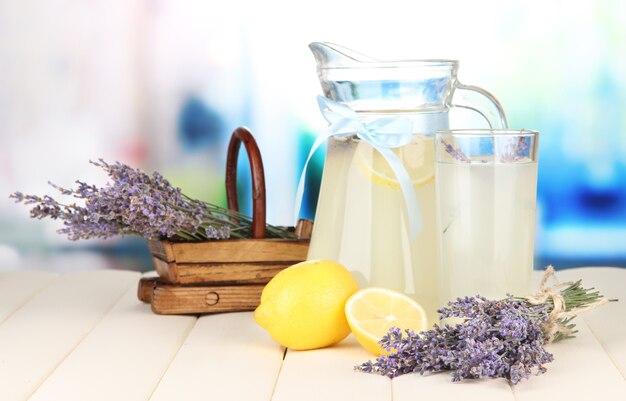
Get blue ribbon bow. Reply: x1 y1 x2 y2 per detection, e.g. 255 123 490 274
294 96 423 239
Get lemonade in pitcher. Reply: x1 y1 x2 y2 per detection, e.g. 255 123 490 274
308 133 439 318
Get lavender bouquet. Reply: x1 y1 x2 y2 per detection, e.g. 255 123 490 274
357 267 616 384
10 159 295 241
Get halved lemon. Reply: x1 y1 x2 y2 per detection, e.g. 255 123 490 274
345 287 428 356
356 135 435 189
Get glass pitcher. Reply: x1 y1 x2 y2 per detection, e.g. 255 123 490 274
306 42 508 322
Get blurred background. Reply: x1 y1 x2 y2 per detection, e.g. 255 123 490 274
0 0 624 272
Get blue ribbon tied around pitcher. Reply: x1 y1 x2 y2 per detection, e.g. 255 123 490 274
294 96 423 239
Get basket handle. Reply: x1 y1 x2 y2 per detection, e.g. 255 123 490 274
225 127 267 239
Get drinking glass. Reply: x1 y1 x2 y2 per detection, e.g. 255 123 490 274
435 129 539 302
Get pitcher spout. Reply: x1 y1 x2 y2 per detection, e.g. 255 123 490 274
309 42 376 70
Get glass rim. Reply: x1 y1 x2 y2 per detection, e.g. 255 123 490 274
435 129 539 137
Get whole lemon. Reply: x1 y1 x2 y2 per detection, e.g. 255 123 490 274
254 259 359 350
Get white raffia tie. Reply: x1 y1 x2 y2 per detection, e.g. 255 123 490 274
526 265 609 343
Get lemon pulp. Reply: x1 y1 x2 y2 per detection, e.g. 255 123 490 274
345 287 428 356
356 134 435 189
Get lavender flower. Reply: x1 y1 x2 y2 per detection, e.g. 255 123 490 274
10 159 295 241
440 139 470 163
356 268 616 384
501 136 530 162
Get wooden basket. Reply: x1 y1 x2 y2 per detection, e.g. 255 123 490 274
138 127 312 314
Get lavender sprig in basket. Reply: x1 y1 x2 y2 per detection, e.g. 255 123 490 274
10 159 296 242
357 267 616 384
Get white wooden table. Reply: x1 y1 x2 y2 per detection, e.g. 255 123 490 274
0 267 624 401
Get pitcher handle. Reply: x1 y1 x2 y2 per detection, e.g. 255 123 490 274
451 83 508 129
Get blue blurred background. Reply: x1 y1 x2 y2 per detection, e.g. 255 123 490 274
0 0 624 271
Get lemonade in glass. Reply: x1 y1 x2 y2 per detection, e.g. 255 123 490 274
435 130 539 302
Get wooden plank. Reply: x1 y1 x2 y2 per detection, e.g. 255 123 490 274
513 316 625 400
149 311 284 401
170 239 309 263
272 335 391 401
0 271 58 323
294 219 314 239
27 286 196 401
138 277 157 303
171 262 291 284
151 284 264 314
0 270 138 401
394 371 515 401
147 240 175 262
152 257 178 282
556 267 626 378
152 257 291 285
138 271 160 303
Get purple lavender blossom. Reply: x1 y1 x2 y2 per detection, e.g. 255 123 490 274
10 159 293 241
501 136 530 162
440 138 470 163
356 296 554 384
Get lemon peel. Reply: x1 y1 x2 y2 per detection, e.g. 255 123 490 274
254 259 359 350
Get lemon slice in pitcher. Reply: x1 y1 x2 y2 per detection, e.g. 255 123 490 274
345 287 428 356
356 135 435 189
